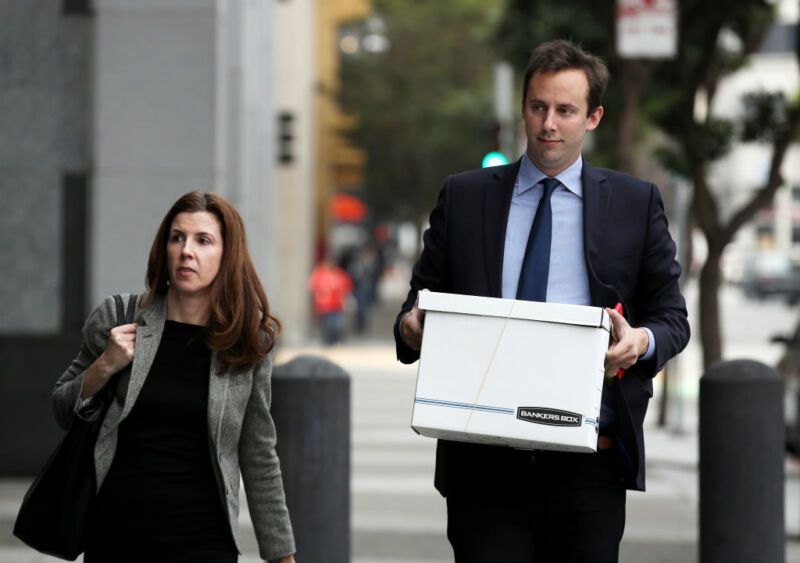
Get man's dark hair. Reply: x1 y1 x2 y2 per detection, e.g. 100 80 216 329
522 39 609 115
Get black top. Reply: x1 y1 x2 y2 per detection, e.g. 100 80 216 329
86 321 236 563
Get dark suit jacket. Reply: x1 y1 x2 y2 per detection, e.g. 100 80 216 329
394 158 689 493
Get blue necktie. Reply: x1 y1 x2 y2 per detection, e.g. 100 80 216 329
516 177 560 302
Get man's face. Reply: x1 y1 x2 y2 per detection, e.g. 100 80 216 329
521 69 603 177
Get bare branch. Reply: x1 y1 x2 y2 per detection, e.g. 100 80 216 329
723 99 800 242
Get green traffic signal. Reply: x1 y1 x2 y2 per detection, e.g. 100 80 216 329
482 151 508 168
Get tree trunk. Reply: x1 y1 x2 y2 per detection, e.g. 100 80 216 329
699 250 723 369
618 59 651 175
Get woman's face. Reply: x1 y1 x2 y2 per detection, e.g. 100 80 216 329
166 211 223 299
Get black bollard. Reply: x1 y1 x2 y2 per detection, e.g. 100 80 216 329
699 359 784 563
270 355 350 563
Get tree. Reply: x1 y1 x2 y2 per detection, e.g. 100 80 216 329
496 0 800 371
339 0 503 233
648 0 800 368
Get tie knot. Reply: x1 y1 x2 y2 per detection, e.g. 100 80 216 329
541 177 560 196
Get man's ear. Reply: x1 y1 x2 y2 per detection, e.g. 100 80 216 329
586 105 604 131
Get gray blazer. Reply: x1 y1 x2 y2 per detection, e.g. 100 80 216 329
52 293 295 561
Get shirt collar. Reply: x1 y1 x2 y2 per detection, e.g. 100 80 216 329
517 153 583 198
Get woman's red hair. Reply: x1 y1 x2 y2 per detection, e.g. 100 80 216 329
143 191 280 369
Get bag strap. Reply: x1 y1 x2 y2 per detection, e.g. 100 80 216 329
112 294 137 326
126 294 137 324
104 294 137 401
113 295 125 326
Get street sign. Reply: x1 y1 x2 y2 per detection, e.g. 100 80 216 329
616 0 677 59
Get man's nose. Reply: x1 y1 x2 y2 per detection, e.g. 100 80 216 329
543 109 557 131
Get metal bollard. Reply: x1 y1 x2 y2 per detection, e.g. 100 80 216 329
699 359 784 563
270 355 350 563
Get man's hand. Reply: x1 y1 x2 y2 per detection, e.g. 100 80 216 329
604 307 649 376
400 290 427 351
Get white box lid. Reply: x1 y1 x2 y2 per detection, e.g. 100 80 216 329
418 291 610 331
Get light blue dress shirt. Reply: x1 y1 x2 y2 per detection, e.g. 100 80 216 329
502 154 590 304
501 153 655 360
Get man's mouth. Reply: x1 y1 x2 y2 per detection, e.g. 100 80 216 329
538 137 561 146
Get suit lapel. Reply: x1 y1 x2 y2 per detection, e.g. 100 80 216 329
484 159 521 297
581 161 618 307
207 352 228 452
120 294 166 421
582 162 609 261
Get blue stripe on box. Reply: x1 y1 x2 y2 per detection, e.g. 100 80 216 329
414 397 514 415
585 418 597 426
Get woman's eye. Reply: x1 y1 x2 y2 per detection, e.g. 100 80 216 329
199 237 210 245
170 234 184 242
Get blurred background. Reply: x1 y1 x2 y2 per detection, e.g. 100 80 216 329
1 0 800 561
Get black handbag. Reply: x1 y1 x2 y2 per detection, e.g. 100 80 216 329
13 294 137 560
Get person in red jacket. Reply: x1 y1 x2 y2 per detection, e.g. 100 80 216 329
308 257 353 345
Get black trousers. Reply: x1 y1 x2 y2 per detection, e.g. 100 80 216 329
445 448 626 563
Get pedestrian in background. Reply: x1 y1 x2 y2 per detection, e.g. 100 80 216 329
341 242 385 335
308 257 353 345
53 191 296 563
395 39 689 562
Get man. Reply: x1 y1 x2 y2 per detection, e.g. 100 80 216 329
394 40 689 562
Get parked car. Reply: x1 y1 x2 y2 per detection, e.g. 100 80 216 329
741 255 800 304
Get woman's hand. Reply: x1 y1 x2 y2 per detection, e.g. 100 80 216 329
80 323 137 399
99 323 138 374
275 556 296 563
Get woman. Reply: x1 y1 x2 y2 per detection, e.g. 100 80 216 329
53 192 296 563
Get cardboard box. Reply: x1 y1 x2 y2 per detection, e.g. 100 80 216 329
411 291 612 453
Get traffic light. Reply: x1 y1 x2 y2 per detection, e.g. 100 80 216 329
482 151 509 168
482 120 508 168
